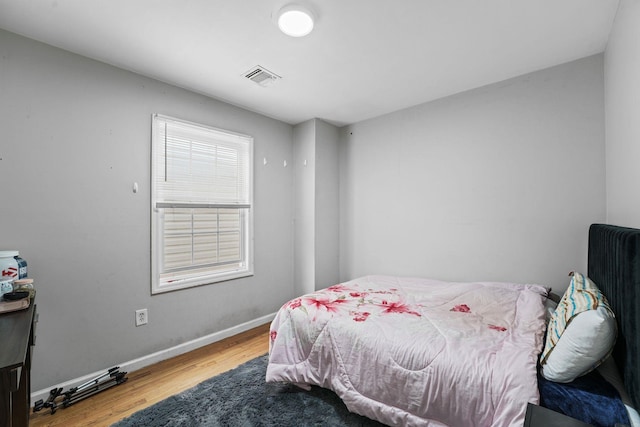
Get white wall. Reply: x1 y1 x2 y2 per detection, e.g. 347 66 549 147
340 55 606 291
0 29 294 391
604 0 640 229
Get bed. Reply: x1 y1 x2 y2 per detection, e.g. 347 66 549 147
266 223 640 426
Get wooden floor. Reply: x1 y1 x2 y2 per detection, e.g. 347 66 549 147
29 323 270 427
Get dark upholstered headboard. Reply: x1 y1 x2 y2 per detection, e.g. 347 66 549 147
588 223 640 409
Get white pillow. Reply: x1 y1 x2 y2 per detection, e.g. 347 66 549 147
540 305 616 383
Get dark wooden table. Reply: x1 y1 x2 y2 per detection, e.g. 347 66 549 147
524 403 593 426
0 301 36 427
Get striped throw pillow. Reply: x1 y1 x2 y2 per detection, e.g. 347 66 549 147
540 272 616 382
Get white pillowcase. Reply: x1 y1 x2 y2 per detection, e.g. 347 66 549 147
540 305 616 383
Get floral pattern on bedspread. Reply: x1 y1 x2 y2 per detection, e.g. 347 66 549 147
273 283 422 332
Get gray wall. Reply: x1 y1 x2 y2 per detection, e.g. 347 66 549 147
339 55 606 292
605 0 640 229
314 120 340 290
0 29 294 391
293 118 340 295
293 120 315 296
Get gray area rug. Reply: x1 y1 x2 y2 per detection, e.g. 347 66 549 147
112 354 387 426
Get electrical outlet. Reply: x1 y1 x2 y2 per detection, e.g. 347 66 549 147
135 309 148 326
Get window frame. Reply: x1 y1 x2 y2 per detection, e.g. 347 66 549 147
150 114 254 294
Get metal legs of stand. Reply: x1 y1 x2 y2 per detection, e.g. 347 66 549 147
33 367 128 415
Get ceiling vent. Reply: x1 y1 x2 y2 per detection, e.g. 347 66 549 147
244 65 281 87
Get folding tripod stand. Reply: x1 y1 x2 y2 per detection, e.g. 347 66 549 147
33 366 128 415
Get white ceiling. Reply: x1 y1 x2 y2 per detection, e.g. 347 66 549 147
0 0 620 126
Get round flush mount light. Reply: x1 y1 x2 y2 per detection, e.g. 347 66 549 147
277 4 315 37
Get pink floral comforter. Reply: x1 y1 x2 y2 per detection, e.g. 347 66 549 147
266 276 548 427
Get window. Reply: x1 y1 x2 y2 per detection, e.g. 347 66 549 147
151 114 253 294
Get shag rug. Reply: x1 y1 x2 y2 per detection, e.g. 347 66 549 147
112 354 386 427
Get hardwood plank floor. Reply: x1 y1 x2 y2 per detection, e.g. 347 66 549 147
29 323 270 427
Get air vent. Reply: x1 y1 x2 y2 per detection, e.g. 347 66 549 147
244 65 281 87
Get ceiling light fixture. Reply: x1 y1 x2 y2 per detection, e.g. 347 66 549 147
277 4 315 37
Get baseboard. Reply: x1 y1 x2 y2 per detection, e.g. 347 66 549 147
31 312 276 405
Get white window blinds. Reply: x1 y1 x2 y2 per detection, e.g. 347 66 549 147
151 114 253 294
